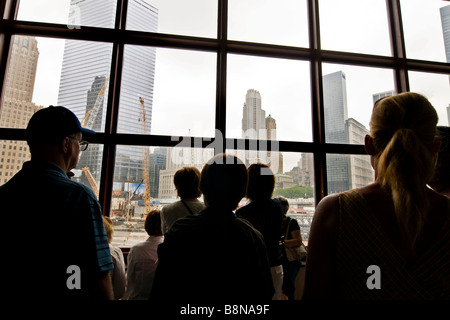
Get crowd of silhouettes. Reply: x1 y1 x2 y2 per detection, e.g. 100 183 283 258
1 91 449 300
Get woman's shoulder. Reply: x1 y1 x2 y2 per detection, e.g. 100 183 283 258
310 193 341 238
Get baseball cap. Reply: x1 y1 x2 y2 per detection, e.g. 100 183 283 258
26 106 95 145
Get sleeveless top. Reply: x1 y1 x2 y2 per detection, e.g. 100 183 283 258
335 189 450 299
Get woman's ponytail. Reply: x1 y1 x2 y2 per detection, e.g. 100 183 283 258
370 93 438 254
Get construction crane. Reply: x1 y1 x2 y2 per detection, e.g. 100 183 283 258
83 76 109 129
81 76 108 197
139 96 152 215
82 167 99 197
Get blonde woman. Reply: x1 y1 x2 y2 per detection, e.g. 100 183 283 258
303 92 450 299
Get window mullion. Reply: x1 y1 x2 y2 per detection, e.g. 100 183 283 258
386 0 409 92
309 0 327 203
100 0 128 216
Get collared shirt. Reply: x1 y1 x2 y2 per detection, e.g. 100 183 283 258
127 236 164 300
0 159 113 298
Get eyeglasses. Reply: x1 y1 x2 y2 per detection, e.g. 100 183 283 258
68 136 89 151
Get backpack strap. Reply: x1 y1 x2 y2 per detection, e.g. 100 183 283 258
181 199 194 215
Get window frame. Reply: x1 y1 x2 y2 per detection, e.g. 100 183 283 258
1 0 449 214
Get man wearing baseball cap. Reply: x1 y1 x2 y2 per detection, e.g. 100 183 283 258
0 106 114 299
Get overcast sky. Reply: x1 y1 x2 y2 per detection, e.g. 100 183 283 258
15 0 450 171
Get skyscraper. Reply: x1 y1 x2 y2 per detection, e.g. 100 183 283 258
323 71 350 193
57 0 158 185
242 89 266 140
0 36 42 183
372 89 395 105
241 89 270 165
323 71 348 144
346 118 374 188
440 5 450 63
266 114 283 173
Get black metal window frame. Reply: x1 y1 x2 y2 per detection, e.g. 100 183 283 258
0 0 449 215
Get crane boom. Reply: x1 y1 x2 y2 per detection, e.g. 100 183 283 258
139 97 151 214
82 167 99 197
81 77 108 199
84 76 109 130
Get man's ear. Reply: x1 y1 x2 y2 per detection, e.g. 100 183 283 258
61 136 71 153
364 134 375 155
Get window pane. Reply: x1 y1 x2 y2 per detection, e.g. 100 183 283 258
17 0 117 29
227 54 312 142
1 35 112 131
409 71 450 126
319 0 391 56
322 64 395 144
126 0 217 38
110 145 214 247
228 0 308 47
118 46 216 137
326 154 374 195
401 0 448 62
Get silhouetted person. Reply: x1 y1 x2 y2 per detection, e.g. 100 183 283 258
160 166 205 233
127 210 163 300
103 216 126 299
303 93 450 299
276 196 304 300
236 163 284 300
150 154 274 301
0 106 114 299
429 126 450 197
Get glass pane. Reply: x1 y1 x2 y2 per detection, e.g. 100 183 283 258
408 71 450 126
322 64 395 144
110 145 214 247
326 153 374 195
17 0 117 29
118 46 216 137
126 0 217 38
319 0 391 56
1 35 112 132
228 0 308 47
227 54 312 142
401 0 448 62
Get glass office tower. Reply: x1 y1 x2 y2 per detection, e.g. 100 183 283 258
57 0 158 184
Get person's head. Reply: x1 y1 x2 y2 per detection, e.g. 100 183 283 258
102 216 114 244
173 167 202 199
144 209 163 236
365 92 439 251
26 106 94 170
246 163 275 202
200 153 247 211
275 196 289 216
429 126 450 193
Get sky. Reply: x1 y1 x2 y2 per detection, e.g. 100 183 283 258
14 0 450 171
